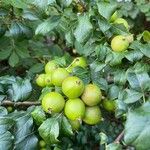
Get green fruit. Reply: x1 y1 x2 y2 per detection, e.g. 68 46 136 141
102 99 116 112
42 92 65 114
40 148 46 150
81 84 102 106
45 73 53 86
7 106 13 113
36 74 46 87
110 11 118 22
111 35 129 52
62 76 84 98
39 140 46 148
69 119 81 131
64 98 85 120
83 106 102 125
114 18 129 30
66 57 87 73
51 68 69 86
45 60 59 74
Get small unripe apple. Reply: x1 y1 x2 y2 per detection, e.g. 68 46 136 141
69 119 81 131
81 84 102 106
45 60 59 74
111 35 129 52
62 76 84 98
66 57 87 73
42 92 65 114
45 73 53 86
36 74 46 87
110 11 118 22
102 99 116 112
114 18 129 30
64 98 85 120
51 68 69 86
83 106 102 125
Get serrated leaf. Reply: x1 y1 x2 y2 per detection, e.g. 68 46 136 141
0 117 14 134
38 117 60 144
108 85 120 100
39 86 53 101
114 70 127 85
29 63 44 74
0 75 16 84
124 102 150 150
35 16 60 35
127 71 150 92
99 132 108 145
22 10 39 20
74 14 93 43
0 131 14 150
0 49 12 60
9 22 33 39
8 51 19 67
72 67 90 85
15 133 38 150
130 41 150 58
125 49 143 62
7 78 32 102
11 111 38 150
61 116 73 136
123 89 143 104
110 24 129 35
16 48 30 59
98 17 111 33
31 106 46 126
0 107 8 117
29 0 56 8
97 1 117 20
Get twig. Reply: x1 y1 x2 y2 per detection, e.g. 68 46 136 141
0 100 40 107
114 130 124 144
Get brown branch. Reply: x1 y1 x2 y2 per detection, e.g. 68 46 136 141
114 130 124 144
0 100 41 107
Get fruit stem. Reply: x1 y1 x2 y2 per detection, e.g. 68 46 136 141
114 130 124 144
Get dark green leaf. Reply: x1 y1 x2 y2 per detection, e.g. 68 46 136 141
97 1 117 20
15 133 38 150
0 49 12 60
123 89 143 104
127 71 150 92
0 117 14 134
35 16 60 35
0 107 8 116
29 63 44 74
72 67 90 85
38 116 60 144
8 78 32 101
9 22 33 39
124 102 150 150
114 70 127 85
61 116 73 136
31 106 46 126
8 51 19 67
0 131 14 150
74 14 93 43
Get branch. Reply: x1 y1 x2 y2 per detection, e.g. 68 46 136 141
0 100 40 107
114 130 124 144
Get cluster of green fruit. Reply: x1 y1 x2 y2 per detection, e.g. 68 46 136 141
36 57 115 130
39 140 46 150
110 11 133 52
